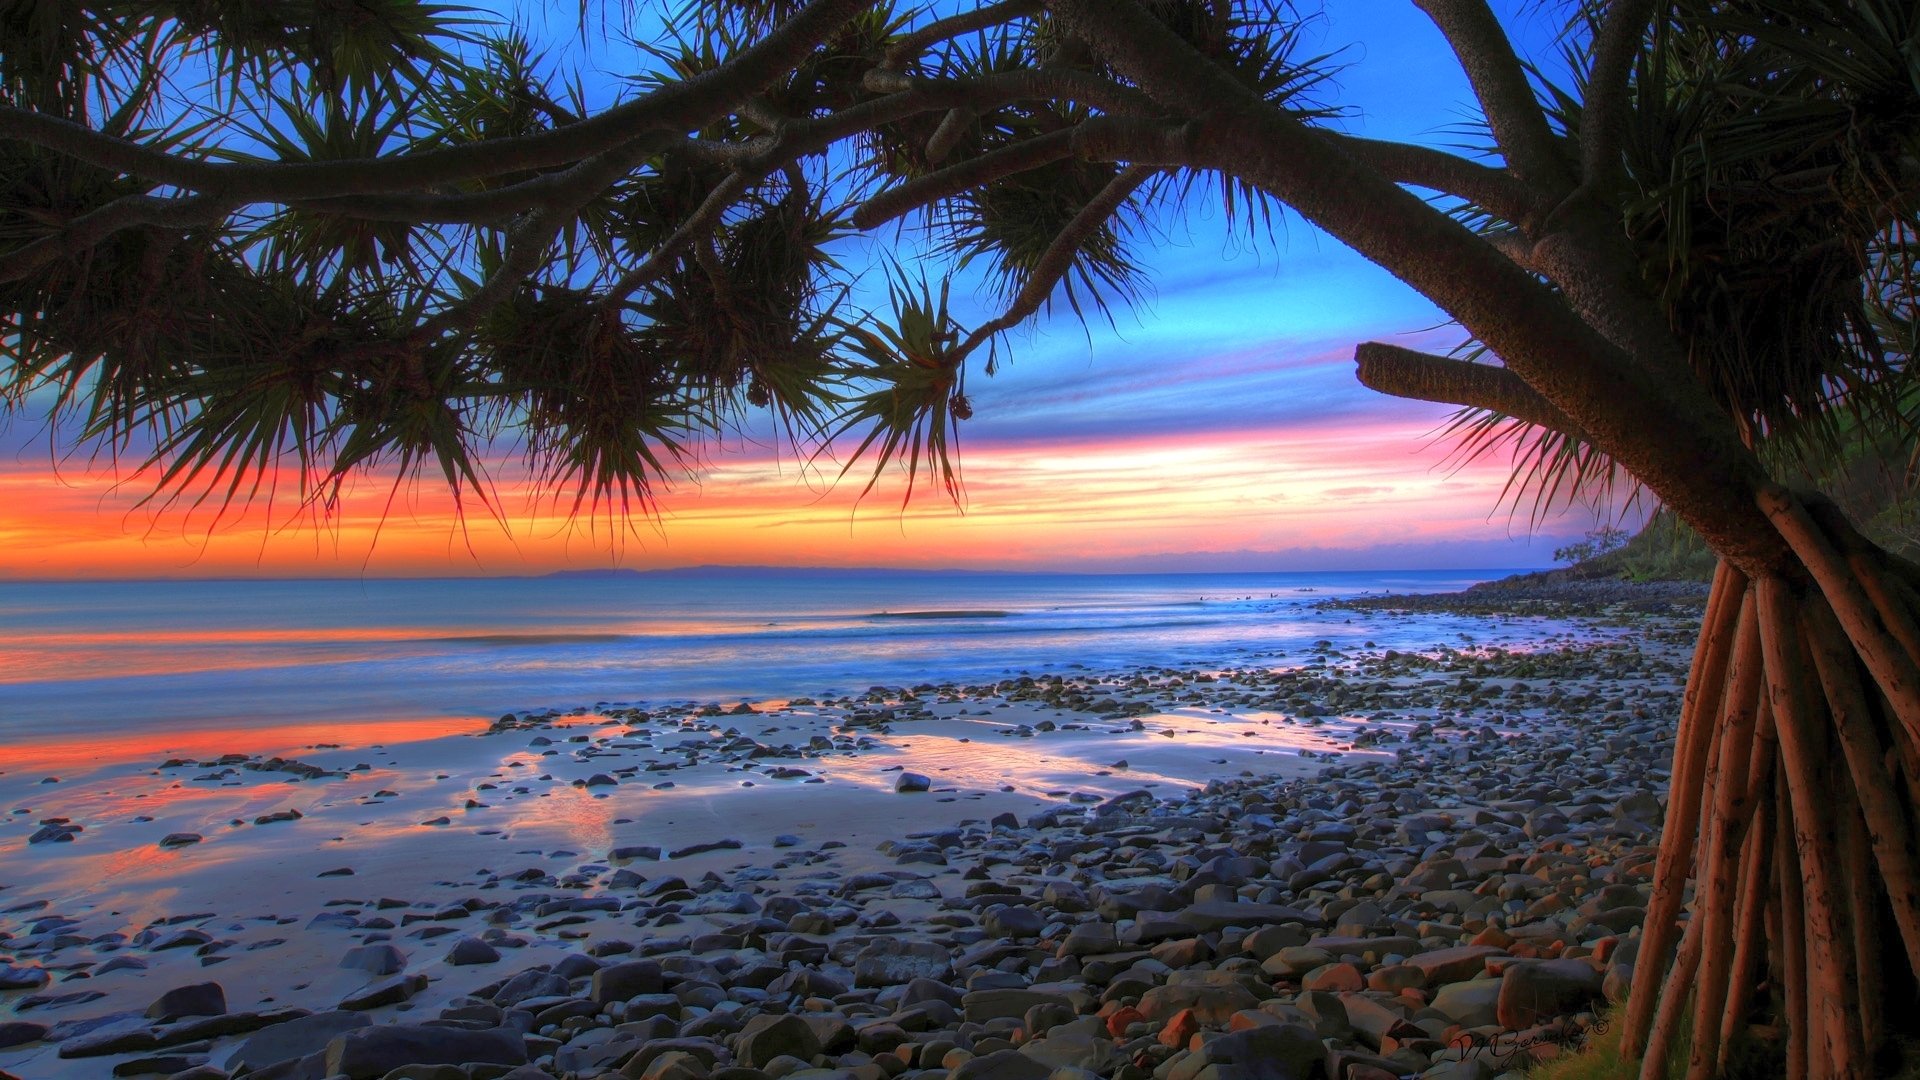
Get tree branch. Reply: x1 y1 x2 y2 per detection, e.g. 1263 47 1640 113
854 128 1078 229
0 0 872 202
1581 0 1657 190
605 172 756 301
1354 342 1580 435
0 193 235 284
1319 132 1539 225
956 164 1156 358
881 0 1043 70
1411 0 1572 193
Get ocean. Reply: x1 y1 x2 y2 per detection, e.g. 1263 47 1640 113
0 568 1533 742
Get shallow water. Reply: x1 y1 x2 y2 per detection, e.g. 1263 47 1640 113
0 568 1536 749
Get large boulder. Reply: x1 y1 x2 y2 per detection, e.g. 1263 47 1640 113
591 959 665 1006
1430 977 1505 1028
1496 959 1604 1029
732 1013 821 1069
146 982 226 1022
224 1011 369 1072
1137 982 1262 1025
853 939 952 987
1165 1023 1326 1080
323 1025 526 1080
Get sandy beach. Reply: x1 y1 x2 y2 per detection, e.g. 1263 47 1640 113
0 592 1701 1080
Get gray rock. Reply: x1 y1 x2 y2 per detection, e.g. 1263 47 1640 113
853 939 952 987
1430 977 1505 1028
445 937 500 966
0 1021 47 1049
733 1013 821 1069
338 944 407 976
895 772 931 793
146 982 225 1022
324 1024 526 1080
592 959 665 1005
224 1010 369 1072
495 969 571 1006
0 965 49 990
1137 982 1262 1024
982 905 1045 938
1496 959 1603 1029
1176 900 1316 935
950 1048 1051 1080
961 988 1074 1023
337 973 426 1011
1169 1023 1325 1080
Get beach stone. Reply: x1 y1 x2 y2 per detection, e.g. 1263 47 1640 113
146 982 226 1022
1301 963 1363 993
1168 1023 1326 1080
1176 901 1315 934
0 1022 47 1049
53 1017 161 1058
0 966 49 990
323 1024 526 1080
1405 945 1505 985
159 833 202 848
592 959 665 1005
1430 978 1505 1028
494 969 570 1006
631 1050 710 1080
983 905 1045 938
1496 959 1604 1029
950 1048 1050 1080
224 1010 369 1072
668 838 742 858
337 973 426 1011
733 1014 821 1068
853 939 952 986
895 772 931 793
445 937 500 966
963 989 1074 1023
1137 982 1262 1024
1060 923 1117 957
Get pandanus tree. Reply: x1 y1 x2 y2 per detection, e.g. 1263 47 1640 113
1 0 1916 1073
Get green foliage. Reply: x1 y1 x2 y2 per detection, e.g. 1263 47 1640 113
828 268 968 503
1447 0 1919 521
1553 525 1629 566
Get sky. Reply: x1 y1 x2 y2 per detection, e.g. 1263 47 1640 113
0 1 1615 579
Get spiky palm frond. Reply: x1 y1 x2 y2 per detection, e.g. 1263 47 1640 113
482 284 707 518
239 90 421 276
935 154 1148 325
1441 0 1919 521
164 0 480 105
625 169 849 442
827 270 969 504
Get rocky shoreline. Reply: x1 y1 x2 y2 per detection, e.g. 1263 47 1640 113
0 599 1701 1080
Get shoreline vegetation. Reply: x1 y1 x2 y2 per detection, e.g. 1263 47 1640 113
0 575 1708 1080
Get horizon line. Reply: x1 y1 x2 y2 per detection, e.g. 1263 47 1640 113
0 562 1550 585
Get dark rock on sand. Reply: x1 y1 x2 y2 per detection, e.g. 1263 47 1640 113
323 1024 526 1080
145 982 226 1022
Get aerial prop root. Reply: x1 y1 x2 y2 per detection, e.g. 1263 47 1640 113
1623 489 1920 1080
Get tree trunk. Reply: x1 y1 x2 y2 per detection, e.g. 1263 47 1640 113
1621 490 1920 1080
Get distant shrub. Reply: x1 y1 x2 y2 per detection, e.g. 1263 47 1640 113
1553 526 1630 566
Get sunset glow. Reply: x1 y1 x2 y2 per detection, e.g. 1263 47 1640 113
0 399 1579 577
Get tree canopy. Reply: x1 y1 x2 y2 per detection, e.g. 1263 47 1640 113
4 0 1909 546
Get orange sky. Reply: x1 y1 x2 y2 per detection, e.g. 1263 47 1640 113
0 407 1586 578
